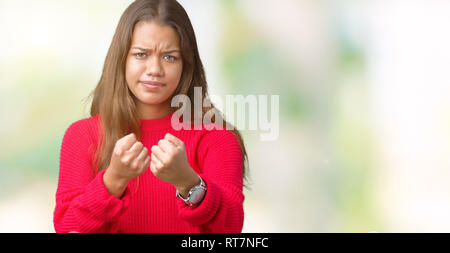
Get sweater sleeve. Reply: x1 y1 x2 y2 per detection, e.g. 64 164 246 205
53 119 132 233
176 128 245 233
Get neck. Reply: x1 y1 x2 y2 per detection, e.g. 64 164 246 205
136 100 175 120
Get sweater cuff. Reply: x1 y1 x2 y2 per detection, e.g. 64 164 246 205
74 170 132 223
176 175 221 225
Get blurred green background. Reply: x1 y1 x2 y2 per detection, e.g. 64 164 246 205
1 0 450 232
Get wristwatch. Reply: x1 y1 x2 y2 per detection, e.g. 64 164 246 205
176 175 207 206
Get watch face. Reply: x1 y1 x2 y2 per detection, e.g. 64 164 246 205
189 186 206 204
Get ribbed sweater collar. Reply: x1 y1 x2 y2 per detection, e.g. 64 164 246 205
139 111 177 131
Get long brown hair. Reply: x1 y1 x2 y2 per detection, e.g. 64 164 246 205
86 0 249 187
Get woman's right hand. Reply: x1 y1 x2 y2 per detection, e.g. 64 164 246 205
103 133 150 198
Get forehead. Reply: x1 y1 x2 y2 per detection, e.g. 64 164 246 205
130 21 180 50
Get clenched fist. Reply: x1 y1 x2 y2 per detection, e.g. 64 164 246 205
150 133 200 198
103 133 150 198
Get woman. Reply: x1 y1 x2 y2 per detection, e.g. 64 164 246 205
53 0 248 233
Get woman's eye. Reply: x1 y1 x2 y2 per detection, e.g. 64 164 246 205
135 53 146 58
163 55 176 62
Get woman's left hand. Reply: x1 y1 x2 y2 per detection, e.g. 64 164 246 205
150 133 200 195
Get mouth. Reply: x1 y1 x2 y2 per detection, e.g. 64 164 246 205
140 81 165 90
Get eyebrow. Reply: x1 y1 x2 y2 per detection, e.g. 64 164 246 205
131 46 180 54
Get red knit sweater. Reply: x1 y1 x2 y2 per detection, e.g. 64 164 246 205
53 112 244 233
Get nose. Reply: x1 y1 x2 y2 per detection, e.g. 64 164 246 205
145 56 164 77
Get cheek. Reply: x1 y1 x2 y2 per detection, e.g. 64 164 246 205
165 63 183 86
125 60 143 84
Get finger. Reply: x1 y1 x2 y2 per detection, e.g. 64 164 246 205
151 145 168 163
157 139 175 153
128 141 144 155
144 155 151 167
151 152 163 168
122 143 143 164
150 160 156 172
164 133 183 146
131 147 148 170
140 155 151 171
114 146 124 156
118 133 137 152
135 146 149 162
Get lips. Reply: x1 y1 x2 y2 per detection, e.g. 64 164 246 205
140 81 165 87
140 81 165 90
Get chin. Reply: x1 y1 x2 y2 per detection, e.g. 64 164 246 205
138 95 170 105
